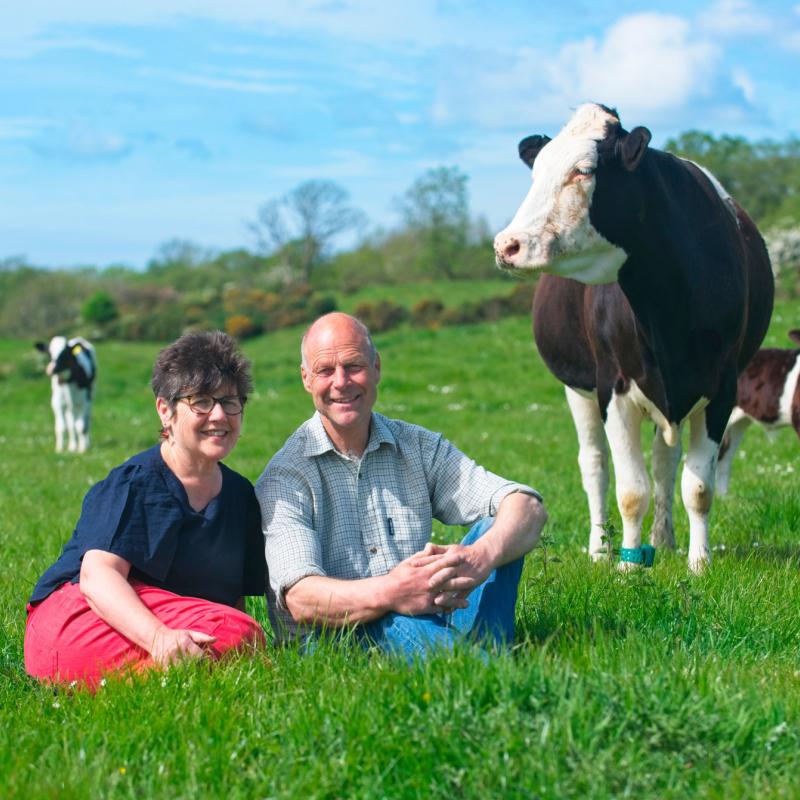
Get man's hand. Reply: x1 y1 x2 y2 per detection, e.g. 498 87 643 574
425 542 494 608
150 625 217 666
385 545 470 616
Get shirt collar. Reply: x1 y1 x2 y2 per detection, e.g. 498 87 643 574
304 411 397 457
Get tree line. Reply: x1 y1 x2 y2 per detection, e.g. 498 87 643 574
2 129 800 341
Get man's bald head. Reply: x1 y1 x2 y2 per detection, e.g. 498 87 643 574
300 312 377 370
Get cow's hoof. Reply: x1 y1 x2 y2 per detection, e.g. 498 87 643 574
688 553 711 574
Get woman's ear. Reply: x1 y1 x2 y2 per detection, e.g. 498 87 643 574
156 396 173 431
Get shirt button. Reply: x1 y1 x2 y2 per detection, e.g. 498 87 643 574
369 547 377 554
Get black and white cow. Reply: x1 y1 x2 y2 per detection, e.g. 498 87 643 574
716 330 800 496
494 103 774 571
35 336 97 453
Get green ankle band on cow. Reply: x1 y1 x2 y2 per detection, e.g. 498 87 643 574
620 545 656 567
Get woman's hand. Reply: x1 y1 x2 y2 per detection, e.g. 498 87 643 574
150 625 217 666
80 550 219 667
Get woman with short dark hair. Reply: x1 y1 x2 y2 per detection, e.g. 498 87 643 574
25 330 266 688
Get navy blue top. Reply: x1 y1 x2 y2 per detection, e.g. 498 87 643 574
30 445 266 607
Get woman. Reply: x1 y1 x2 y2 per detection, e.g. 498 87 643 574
24 330 266 688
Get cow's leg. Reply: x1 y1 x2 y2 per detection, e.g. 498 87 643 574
73 392 91 453
715 408 751 497
51 386 66 452
564 387 609 559
604 392 648 567
681 408 719 573
75 410 89 453
53 406 66 452
64 404 77 452
650 429 681 549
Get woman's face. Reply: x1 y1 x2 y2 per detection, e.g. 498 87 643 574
157 383 243 464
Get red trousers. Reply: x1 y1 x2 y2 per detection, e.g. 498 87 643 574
24 580 265 688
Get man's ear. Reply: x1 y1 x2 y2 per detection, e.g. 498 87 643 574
374 353 381 384
301 365 313 394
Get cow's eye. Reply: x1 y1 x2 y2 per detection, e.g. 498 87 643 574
573 166 594 179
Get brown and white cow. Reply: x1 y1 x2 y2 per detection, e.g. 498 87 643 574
494 103 774 572
35 336 97 453
716 330 800 495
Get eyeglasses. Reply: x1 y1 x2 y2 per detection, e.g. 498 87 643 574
176 394 244 415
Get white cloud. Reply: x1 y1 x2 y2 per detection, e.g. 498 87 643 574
31 124 132 162
0 0 457 55
429 12 732 135
271 148 376 181
731 68 756 103
549 14 720 114
33 36 143 58
0 117 51 140
782 30 800 52
144 68 297 95
698 0 774 37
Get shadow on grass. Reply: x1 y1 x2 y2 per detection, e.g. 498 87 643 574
715 543 800 566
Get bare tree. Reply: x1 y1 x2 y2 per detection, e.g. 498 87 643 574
251 180 366 283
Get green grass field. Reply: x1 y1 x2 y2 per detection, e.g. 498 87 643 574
1 295 799 798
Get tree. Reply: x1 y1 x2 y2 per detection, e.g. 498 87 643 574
664 131 800 225
251 180 366 283
395 166 470 279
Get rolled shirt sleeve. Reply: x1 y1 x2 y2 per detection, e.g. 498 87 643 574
256 466 327 612
420 429 542 525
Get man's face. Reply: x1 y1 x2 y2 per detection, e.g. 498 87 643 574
301 319 380 442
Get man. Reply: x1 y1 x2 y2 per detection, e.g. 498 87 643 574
256 312 547 656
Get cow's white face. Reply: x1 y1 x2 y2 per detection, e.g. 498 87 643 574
45 336 68 377
494 104 627 285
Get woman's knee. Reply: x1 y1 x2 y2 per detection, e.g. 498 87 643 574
211 609 265 654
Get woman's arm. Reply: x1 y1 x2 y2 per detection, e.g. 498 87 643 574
80 549 216 665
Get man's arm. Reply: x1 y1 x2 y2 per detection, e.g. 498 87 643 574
425 491 547 605
284 545 468 627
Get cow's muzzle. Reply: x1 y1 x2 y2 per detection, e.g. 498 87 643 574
494 231 541 272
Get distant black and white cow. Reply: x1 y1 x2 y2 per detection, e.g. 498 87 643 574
716 330 800 496
494 103 774 572
35 336 97 453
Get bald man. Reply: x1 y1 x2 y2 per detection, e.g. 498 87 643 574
255 312 547 657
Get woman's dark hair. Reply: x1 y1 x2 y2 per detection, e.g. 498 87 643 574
151 330 253 408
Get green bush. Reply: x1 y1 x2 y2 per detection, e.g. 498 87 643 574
411 298 445 328
81 291 119 325
225 314 261 340
507 281 536 315
110 306 187 341
353 300 409 333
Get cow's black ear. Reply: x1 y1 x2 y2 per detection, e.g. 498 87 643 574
618 126 651 171
788 329 800 346
518 135 551 168
34 341 47 352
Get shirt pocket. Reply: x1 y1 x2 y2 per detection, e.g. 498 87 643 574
378 504 431 563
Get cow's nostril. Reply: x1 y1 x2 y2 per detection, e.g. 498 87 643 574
504 239 521 259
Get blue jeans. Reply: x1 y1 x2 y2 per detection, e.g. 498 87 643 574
359 518 524 660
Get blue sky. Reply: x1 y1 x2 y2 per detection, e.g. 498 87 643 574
2 1 799 269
